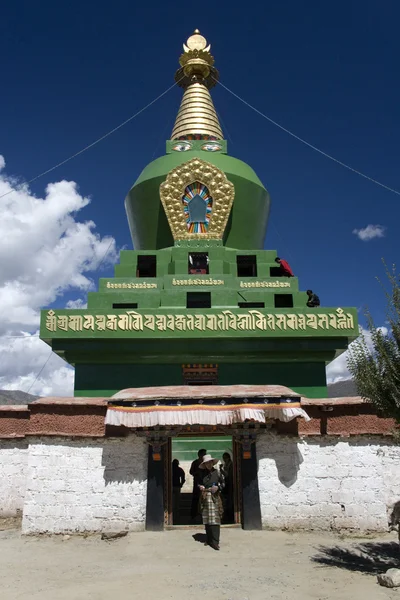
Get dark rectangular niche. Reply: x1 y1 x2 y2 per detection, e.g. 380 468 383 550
113 303 138 309
274 295 293 308
237 255 257 277
187 292 211 309
188 252 209 274
137 255 157 278
270 267 282 277
238 302 265 308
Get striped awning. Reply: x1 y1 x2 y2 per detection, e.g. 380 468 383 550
105 401 310 428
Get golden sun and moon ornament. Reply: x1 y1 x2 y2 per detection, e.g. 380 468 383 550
159 158 235 240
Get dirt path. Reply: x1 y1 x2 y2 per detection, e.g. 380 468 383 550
0 527 398 600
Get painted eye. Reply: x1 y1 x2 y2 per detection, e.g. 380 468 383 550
172 143 191 152
201 143 222 152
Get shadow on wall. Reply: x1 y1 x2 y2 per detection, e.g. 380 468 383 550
258 436 304 488
312 540 400 574
101 439 147 485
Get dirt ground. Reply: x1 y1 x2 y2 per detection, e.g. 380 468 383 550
0 525 399 600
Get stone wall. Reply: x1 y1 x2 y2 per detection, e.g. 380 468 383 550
22 436 147 534
0 440 28 517
257 433 400 531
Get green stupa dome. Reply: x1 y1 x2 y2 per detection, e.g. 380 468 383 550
125 30 271 250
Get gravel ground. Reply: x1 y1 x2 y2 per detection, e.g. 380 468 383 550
0 526 399 600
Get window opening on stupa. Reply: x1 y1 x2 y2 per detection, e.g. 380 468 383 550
186 291 211 309
237 255 257 277
274 294 294 308
188 252 209 274
136 255 157 278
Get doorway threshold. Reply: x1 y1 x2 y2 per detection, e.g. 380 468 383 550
165 524 241 530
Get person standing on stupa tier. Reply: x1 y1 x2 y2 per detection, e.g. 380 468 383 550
190 448 207 520
275 257 294 277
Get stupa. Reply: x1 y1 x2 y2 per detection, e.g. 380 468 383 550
40 30 358 399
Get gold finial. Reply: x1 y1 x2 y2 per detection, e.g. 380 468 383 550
171 30 222 140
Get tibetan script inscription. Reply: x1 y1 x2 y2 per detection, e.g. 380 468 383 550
172 278 224 286
45 308 355 334
106 282 157 289
240 281 290 288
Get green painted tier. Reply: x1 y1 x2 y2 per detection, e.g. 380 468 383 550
125 151 270 250
40 243 358 399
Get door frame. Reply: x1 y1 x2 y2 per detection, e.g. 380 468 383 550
164 431 242 527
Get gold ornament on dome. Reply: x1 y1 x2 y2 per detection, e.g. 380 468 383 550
159 158 235 240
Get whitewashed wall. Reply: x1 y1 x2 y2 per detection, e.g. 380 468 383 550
257 433 400 531
0 440 28 517
22 436 147 534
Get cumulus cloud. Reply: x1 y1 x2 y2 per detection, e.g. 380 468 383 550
0 155 118 396
0 333 74 396
326 325 388 383
66 298 88 309
352 224 386 241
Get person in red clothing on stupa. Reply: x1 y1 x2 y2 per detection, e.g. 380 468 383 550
275 257 294 277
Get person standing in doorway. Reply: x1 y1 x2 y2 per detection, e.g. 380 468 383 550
198 454 225 550
172 459 185 524
220 452 234 523
190 448 207 520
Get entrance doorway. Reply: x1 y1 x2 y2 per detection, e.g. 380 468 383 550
165 434 242 527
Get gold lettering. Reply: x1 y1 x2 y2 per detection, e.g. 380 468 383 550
306 314 318 330
106 315 118 330
69 315 83 331
129 311 143 331
187 315 195 331
249 310 266 330
167 315 175 331
46 310 57 332
267 314 275 330
206 314 217 331
276 314 287 330
144 315 155 330
175 315 186 331
237 313 252 330
318 314 329 330
346 313 354 329
194 314 206 331
96 315 106 331
298 314 306 330
336 308 348 329
106 282 111 289
223 310 237 330
58 315 68 331
156 315 167 331
83 315 95 331
286 314 298 330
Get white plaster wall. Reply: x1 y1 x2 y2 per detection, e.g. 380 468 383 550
22 436 147 534
257 434 400 532
0 440 28 517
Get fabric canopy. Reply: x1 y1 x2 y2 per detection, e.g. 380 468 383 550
105 403 310 428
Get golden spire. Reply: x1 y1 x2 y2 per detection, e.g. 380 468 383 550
171 30 223 140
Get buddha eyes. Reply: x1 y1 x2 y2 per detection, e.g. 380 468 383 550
171 142 222 152
201 143 222 152
172 143 192 152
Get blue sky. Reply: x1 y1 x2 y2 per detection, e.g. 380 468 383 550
1 1 399 392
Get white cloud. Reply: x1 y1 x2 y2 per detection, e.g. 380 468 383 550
0 155 118 396
0 333 74 396
66 298 88 309
326 325 388 383
352 224 386 241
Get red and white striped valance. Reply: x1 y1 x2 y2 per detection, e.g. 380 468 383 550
105 403 310 428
